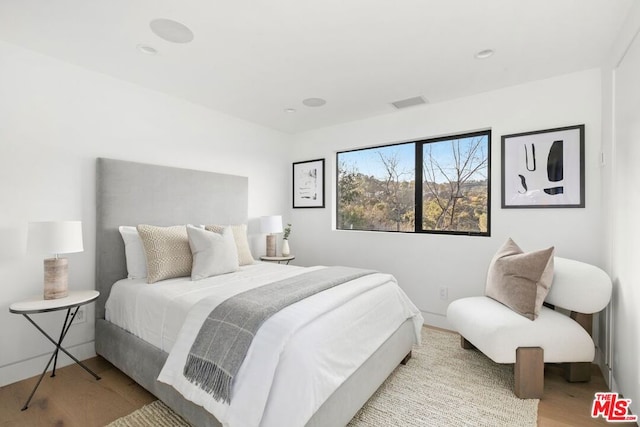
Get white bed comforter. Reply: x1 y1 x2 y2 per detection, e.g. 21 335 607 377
108 263 423 427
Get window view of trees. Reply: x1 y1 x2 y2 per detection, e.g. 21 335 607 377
421 133 489 234
338 144 415 232
337 130 490 236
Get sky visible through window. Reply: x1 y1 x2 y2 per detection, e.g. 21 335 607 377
423 135 489 183
339 143 414 179
340 136 488 184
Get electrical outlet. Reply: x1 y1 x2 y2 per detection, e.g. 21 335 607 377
75 307 86 324
439 286 448 301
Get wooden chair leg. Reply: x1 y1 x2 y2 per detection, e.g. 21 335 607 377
460 336 476 349
400 351 412 365
514 347 544 399
563 362 591 382
570 312 593 336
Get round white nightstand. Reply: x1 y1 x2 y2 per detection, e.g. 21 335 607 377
9 290 101 410
260 255 295 265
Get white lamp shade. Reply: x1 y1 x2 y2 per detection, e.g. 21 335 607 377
28 221 84 256
260 215 283 234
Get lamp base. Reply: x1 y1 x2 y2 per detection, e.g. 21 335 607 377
44 258 68 300
266 234 276 257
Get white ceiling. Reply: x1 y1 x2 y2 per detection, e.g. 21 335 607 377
0 0 634 134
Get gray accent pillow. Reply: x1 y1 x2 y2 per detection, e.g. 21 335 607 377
137 224 192 284
485 238 554 320
187 226 239 280
205 224 255 266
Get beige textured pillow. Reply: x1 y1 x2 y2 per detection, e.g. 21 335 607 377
205 224 255 266
485 238 554 320
137 225 192 284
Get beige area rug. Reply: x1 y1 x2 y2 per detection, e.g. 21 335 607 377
107 328 538 427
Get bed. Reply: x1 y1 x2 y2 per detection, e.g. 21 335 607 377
94 157 422 427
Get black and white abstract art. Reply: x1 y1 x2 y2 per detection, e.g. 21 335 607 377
293 158 325 208
501 125 585 208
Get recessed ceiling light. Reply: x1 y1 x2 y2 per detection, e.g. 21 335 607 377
302 98 327 107
150 18 194 44
137 44 158 55
475 49 495 59
284 108 297 113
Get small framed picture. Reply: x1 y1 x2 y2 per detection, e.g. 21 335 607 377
293 158 325 208
501 124 585 208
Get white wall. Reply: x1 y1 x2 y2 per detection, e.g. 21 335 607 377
290 69 604 329
602 2 640 416
1 32 627 403
0 40 292 386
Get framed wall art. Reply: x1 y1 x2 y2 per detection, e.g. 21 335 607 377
293 158 325 208
501 124 585 208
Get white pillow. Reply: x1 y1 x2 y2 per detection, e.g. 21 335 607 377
205 224 255 266
187 226 239 280
118 226 147 279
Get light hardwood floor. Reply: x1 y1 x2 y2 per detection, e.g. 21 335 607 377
1 350 636 426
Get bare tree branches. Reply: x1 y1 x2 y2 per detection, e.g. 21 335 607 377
422 136 488 231
377 151 414 231
336 133 489 234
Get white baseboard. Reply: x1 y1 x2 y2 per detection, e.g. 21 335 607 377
0 341 96 387
594 346 612 388
421 311 452 331
610 375 620 394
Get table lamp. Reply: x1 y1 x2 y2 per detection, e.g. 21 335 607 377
28 221 84 299
260 215 283 257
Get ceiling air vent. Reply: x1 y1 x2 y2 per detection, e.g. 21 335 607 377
391 96 427 109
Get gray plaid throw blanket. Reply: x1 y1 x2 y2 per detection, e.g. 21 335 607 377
183 266 374 403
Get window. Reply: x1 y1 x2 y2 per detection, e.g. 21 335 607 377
338 143 415 232
337 130 491 236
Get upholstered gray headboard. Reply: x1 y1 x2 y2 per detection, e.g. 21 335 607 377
95 158 248 319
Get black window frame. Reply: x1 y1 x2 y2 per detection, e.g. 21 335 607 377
336 129 491 237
